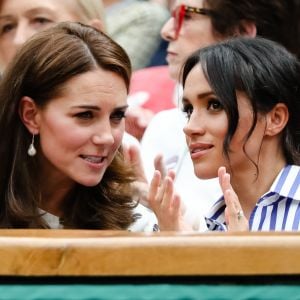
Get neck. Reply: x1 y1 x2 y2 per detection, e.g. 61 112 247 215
39 177 74 217
230 144 286 219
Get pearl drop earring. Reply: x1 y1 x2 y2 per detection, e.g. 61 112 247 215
27 134 37 156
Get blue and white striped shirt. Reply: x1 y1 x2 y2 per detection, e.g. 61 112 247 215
205 165 300 231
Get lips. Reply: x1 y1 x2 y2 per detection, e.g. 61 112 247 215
166 50 177 62
191 145 213 153
80 155 105 164
189 143 213 159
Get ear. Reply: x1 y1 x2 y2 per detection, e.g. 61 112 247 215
18 96 40 134
89 19 105 32
236 20 257 37
264 103 289 137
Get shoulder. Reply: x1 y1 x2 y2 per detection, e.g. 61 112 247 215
269 165 300 200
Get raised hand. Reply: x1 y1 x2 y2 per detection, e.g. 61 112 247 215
218 167 249 231
148 170 192 231
154 153 167 179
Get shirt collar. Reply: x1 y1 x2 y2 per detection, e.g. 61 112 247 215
259 165 300 205
207 164 300 217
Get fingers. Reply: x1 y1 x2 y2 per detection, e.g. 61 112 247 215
154 154 167 178
160 175 174 210
218 166 249 231
148 170 161 211
224 185 249 232
224 189 241 220
218 166 230 194
148 170 187 231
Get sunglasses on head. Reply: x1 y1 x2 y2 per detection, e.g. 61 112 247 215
171 4 211 38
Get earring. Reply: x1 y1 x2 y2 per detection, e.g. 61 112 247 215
27 134 37 156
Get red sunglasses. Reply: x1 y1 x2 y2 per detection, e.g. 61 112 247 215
171 4 211 38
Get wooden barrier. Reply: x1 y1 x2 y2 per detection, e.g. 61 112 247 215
0 230 298 276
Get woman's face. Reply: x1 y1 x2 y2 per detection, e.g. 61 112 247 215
0 0 81 67
34 69 128 188
161 0 221 80
183 65 267 179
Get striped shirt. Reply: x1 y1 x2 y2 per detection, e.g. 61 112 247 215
205 165 300 231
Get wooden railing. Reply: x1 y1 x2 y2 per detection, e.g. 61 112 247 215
0 230 299 276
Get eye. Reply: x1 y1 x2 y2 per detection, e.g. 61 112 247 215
183 12 193 21
182 104 193 119
207 99 223 111
110 110 126 124
33 17 52 26
75 111 94 120
0 23 15 35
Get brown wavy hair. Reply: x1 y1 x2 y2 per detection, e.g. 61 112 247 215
0 21 139 229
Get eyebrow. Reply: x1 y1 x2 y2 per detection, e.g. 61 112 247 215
0 7 56 20
182 91 215 102
72 105 129 110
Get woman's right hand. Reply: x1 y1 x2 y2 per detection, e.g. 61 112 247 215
148 169 192 231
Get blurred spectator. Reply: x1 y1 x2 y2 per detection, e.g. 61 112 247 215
126 65 176 140
103 0 169 70
0 0 105 69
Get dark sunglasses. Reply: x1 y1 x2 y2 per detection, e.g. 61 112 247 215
171 4 211 38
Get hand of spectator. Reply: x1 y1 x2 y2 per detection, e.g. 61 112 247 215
148 169 192 231
218 167 249 231
154 153 167 178
125 106 154 141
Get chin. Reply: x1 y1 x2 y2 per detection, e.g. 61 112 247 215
168 65 180 81
194 166 217 180
77 176 104 187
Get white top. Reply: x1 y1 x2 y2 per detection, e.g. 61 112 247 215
141 107 222 230
41 204 158 232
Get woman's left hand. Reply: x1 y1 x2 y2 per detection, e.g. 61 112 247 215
218 167 249 231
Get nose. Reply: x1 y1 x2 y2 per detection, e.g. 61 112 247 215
13 21 35 47
161 17 177 41
92 121 115 146
183 112 205 137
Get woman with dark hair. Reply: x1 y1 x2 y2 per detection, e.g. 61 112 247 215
140 0 300 230
149 37 300 231
0 21 156 230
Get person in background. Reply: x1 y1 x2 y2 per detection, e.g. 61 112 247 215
140 0 300 229
103 0 169 70
149 36 300 232
0 21 156 230
0 0 105 69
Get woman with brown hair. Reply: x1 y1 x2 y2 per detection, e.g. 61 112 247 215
0 21 156 230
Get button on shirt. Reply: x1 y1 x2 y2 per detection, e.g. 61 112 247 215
205 165 300 231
